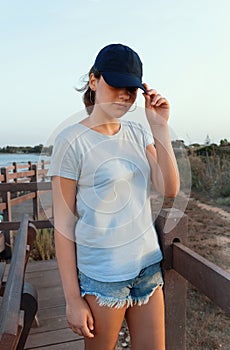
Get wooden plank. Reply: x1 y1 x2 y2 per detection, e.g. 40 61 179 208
31 283 63 298
0 219 54 231
26 339 84 350
11 192 35 206
0 182 52 192
173 242 230 315
29 315 68 334
36 305 66 320
36 296 64 311
29 287 64 309
0 215 29 334
0 262 6 290
13 163 31 170
0 203 6 211
156 209 188 350
26 270 62 289
8 170 35 180
25 261 64 308
24 259 85 349
26 260 58 273
25 327 83 349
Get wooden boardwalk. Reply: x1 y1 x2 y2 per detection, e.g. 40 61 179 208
24 259 85 350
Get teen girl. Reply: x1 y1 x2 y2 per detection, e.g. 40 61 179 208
48 43 180 350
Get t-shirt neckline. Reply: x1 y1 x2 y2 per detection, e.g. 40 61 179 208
78 121 123 138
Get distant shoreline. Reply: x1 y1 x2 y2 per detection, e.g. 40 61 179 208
0 144 53 156
0 151 41 154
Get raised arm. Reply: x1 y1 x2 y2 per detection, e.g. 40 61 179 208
143 83 180 198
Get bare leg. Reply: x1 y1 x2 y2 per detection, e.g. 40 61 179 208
84 295 127 350
125 286 165 350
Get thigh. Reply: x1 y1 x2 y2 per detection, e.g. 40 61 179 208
125 286 165 350
84 295 127 350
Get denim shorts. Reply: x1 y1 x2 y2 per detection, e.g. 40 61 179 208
78 262 164 308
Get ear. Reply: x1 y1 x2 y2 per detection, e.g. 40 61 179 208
89 73 98 91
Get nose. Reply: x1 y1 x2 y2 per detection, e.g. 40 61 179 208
118 88 131 101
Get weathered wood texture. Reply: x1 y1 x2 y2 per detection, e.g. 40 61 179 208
156 208 188 350
24 260 84 350
173 242 230 316
0 219 54 231
0 262 6 291
156 208 230 350
0 177 53 259
0 161 51 223
0 214 38 350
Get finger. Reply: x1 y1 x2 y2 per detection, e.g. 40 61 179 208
144 88 157 96
150 93 168 106
150 93 162 105
70 326 83 336
87 313 94 332
81 325 95 338
142 83 157 96
70 325 94 339
155 97 169 107
142 82 149 92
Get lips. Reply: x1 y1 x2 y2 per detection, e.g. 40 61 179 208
113 103 129 109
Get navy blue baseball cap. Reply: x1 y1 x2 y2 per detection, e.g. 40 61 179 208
93 44 147 93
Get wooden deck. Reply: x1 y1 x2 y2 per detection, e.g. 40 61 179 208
24 259 85 350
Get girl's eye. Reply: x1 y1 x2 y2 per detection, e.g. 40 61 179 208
127 87 138 93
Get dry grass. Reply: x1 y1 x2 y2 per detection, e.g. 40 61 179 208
31 228 55 260
187 285 229 350
185 196 230 349
189 154 230 201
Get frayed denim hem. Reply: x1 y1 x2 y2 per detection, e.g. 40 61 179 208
131 282 164 307
81 291 133 308
81 282 163 309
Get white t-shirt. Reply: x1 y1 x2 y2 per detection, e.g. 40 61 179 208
48 120 162 282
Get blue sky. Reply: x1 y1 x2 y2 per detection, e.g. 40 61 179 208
1 0 229 146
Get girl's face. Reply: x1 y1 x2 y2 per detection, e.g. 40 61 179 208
89 74 138 119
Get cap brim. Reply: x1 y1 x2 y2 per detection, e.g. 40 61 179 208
101 71 147 94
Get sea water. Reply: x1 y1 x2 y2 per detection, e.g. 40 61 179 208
0 153 50 168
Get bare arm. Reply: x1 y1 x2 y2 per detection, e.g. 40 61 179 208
143 83 180 198
146 130 180 198
52 176 94 338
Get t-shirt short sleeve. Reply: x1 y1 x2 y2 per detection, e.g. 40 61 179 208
138 123 154 148
48 135 81 180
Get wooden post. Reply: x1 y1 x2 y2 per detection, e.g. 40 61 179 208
31 164 39 220
155 208 188 350
41 160 45 181
13 162 19 198
0 168 12 259
12 162 18 183
0 168 12 222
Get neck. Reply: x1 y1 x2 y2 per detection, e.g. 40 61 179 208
88 105 121 134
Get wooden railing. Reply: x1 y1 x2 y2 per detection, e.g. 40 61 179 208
0 161 50 222
0 162 51 259
0 180 230 349
155 209 230 350
0 214 38 349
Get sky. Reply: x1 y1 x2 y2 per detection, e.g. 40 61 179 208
1 0 230 147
